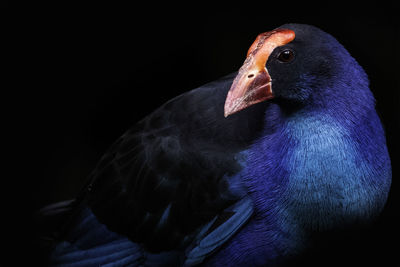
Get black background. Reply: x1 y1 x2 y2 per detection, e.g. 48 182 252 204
6 2 399 266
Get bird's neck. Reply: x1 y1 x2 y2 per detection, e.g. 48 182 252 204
212 103 390 265
254 105 388 227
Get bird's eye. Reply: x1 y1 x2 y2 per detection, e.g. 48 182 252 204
277 49 295 63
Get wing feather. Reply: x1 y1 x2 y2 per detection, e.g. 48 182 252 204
84 73 267 252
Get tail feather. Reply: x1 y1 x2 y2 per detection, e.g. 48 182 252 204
47 203 144 266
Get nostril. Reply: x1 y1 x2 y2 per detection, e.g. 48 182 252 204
248 74 254 78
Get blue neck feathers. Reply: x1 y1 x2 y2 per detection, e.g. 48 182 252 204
210 97 391 265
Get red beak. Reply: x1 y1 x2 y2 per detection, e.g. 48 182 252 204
224 29 295 117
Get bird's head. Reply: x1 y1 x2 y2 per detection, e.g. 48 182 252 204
224 24 369 117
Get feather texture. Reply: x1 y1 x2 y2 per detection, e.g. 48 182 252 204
44 24 391 266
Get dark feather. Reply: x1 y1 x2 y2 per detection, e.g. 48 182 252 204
85 73 266 252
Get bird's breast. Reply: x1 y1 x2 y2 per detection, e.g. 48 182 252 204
282 114 389 230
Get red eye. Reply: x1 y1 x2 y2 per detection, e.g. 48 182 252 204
277 49 295 63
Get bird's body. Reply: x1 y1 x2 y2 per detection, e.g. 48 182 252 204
43 24 391 266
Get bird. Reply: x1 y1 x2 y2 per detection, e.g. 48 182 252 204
40 23 391 266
